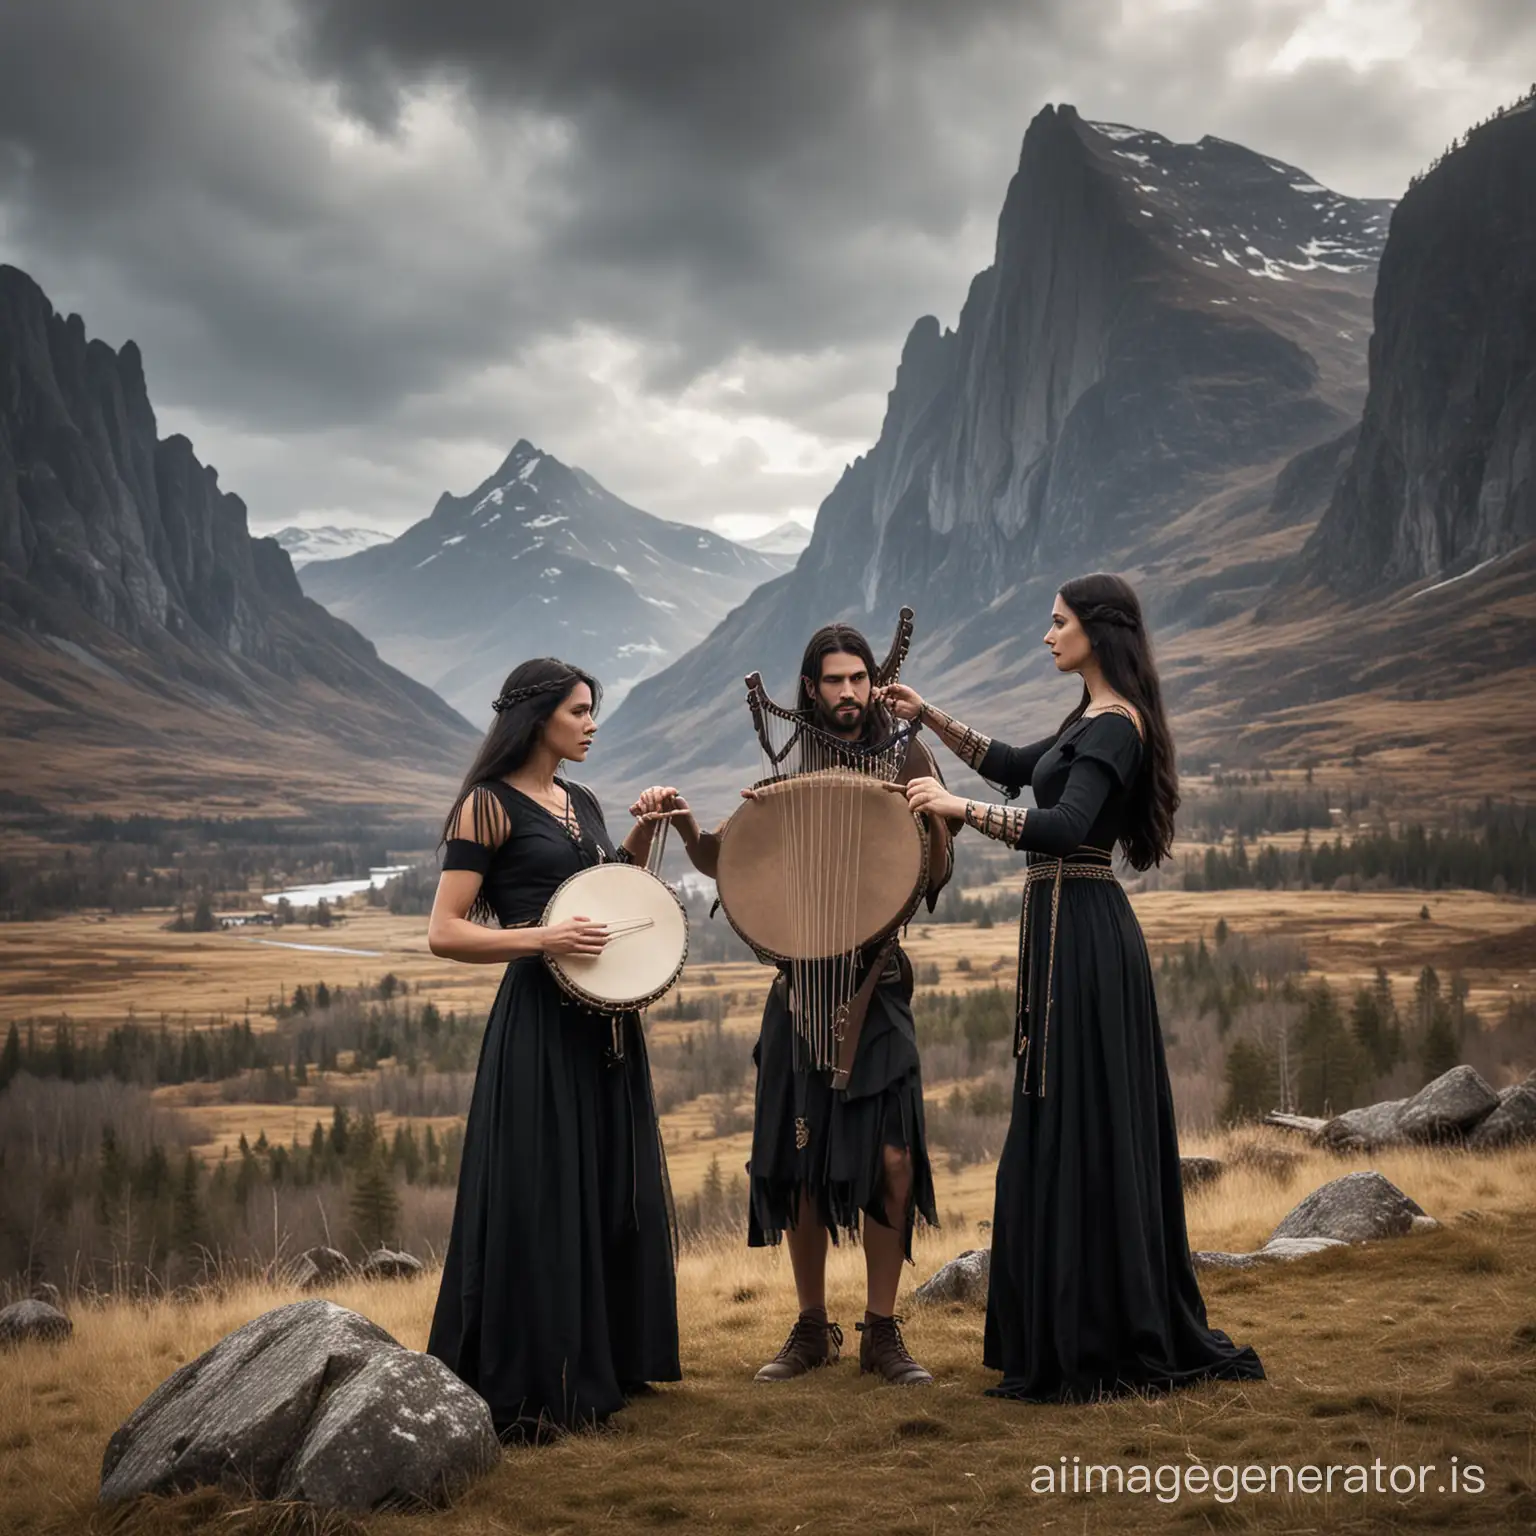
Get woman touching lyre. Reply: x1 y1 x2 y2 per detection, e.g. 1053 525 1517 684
424 657 680 1442
880 574 1265 1404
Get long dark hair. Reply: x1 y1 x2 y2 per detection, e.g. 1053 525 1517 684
1055 574 1178 869
439 657 602 844
797 622 893 741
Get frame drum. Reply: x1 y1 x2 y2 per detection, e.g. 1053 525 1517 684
542 862 689 1012
714 771 927 963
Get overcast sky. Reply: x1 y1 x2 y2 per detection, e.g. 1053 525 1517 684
1 1 1529 542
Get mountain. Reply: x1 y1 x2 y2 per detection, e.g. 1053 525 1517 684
0 264 476 818
298 441 792 725
596 104 1395 806
272 524 393 568
1289 98 1536 595
740 521 813 556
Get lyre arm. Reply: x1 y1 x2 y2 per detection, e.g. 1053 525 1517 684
876 606 915 686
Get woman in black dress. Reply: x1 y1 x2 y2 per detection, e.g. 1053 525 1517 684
425 657 680 1441
882 574 1263 1402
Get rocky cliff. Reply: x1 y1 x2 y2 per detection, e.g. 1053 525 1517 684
598 103 1391 799
0 264 475 815
1294 98 1536 594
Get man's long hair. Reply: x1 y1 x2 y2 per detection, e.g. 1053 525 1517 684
440 657 602 845
796 622 893 742
1055 574 1178 870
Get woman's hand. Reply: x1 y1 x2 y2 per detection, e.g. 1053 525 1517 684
541 916 610 957
900 776 967 822
874 682 926 722
629 785 688 820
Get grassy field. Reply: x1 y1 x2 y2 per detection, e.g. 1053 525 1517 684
2 1137 1534 1535
5 885 1533 1207
5 886 1529 1028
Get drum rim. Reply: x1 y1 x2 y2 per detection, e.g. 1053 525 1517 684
715 779 929 963
541 862 691 1014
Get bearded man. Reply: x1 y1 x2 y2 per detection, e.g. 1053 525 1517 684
644 622 957 1385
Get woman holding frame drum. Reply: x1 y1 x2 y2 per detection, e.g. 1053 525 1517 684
425 656 681 1442
880 574 1264 1403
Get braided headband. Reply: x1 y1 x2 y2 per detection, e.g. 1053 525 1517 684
491 677 573 713
1078 603 1138 630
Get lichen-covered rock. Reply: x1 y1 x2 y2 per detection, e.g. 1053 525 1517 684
0 1298 73 1348
361 1249 424 1281
1466 1084 1536 1150
1180 1156 1224 1191
1192 1236 1347 1270
100 1299 496 1512
290 1247 353 1290
913 1249 990 1306
1269 1171 1430 1245
277 1348 500 1510
1258 1236 1349 1262
1320 1098 1408 1151
1396 1065 1500 1143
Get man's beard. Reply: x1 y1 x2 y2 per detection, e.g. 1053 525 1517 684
815 698 866 737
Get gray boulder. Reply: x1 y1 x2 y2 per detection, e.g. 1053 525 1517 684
1320 1098 1408 1151
100 1300 496 1511
0 1298 73 1348
914 1249 990 1306
291 1247 353 1289
361 1249 424 1281
1258 1236 1350 1262
1396 1065 1499 1143
1192 1236 1347 1271
1466 1084 1536 1150
1180 1156 1224 1191
278 1349 500 1510
1270 1171 1430 1244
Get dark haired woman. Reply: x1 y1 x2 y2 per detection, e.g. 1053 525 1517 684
424 657 680 1441
881 574 1263 1402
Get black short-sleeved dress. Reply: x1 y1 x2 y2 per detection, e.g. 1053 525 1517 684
426 778 680 1441
979 711 1264 1402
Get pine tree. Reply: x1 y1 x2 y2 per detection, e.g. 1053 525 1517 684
350 1147 401 1252
0 1022 19 1089
172 1151 206 1257
1294 980 1365 1115
1421 998 1460 1079
1221 1039 1277 1124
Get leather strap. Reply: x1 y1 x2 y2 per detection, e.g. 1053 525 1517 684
830 932 900 1091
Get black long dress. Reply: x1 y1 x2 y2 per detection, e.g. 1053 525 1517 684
426 778 680 1440
980 712 1264 1401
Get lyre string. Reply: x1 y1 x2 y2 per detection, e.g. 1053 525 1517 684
748 686 917 1072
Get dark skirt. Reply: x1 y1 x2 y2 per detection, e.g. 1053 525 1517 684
747 962 938 1259
427 957 680 1440
983 879 1265 1401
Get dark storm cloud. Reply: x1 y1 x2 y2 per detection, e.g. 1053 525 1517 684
0 0 1528 535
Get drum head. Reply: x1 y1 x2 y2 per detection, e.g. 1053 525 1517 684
715 771 925 961
543 863 688 1009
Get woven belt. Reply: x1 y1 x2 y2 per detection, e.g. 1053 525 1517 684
1014 847 1119 1096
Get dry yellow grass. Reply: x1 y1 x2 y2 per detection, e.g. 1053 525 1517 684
3 1137 1535 1534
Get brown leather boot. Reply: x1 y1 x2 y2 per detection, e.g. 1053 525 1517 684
754 1312 844 1382
857 1314 933 1385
